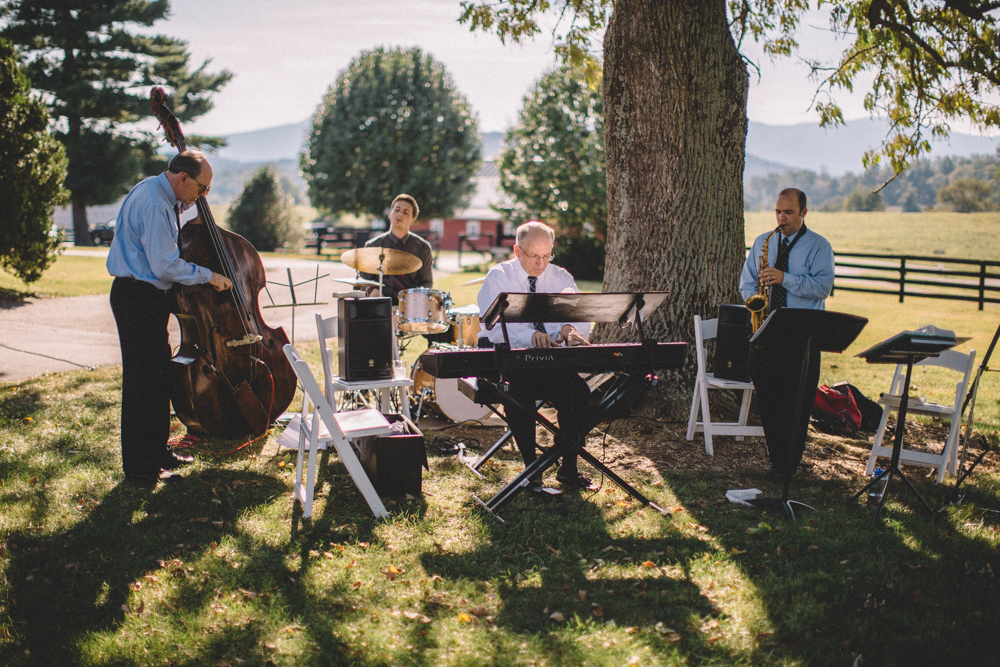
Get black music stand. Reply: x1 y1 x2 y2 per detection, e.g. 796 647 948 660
850 330 958 521
473 291 679 521
746 308 868 521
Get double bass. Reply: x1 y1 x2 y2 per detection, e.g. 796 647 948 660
150 87 296 437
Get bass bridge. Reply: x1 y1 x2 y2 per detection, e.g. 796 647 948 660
226 334 263 348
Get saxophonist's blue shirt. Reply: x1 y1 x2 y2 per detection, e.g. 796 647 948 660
739 225 834 310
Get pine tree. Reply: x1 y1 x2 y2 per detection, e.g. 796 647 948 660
228 167 302 253
0 38 67 283
1 0 231 245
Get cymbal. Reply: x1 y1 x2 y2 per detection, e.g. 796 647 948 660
341 247 423 275
332 277 381 288
461 276 486 286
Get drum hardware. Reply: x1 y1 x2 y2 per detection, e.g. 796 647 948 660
332 277 382 289
461 276 486 286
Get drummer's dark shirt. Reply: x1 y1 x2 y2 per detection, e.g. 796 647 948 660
359 230 434 303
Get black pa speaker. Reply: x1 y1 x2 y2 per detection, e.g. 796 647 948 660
338 297 393 381
713 305 752 382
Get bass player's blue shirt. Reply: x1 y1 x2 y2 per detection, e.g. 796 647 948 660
106 173 212 291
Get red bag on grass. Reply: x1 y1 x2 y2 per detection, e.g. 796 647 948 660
811 384 862 436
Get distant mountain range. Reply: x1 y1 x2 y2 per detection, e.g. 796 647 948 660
209 118 999 177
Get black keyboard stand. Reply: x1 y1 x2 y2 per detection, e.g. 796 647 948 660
468 375 669 522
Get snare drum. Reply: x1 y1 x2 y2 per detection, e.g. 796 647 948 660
398 287 451 334
411 363 492 423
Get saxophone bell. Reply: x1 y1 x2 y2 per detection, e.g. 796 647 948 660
745 227 779 333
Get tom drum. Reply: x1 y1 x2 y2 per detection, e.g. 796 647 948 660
447 304 481 348
398 287 451 334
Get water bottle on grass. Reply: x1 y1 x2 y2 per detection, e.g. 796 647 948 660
867 467 887 505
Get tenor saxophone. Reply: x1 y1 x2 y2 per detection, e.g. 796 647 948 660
745 227 779 333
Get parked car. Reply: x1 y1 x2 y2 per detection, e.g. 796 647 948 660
90 219 115 245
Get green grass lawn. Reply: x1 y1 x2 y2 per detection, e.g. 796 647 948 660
746 210 1000 259
1 357 998 666
2 211 1000 664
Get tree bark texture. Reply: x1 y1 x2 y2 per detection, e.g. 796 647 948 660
599 0 748 418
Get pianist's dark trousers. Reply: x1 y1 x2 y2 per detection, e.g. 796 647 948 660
501 370 592 477
749 337 821 477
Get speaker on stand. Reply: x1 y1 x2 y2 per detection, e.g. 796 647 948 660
338 297 394 381
714 304 752 382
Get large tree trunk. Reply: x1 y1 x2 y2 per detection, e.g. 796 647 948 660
598 0 749 419
71 198 92 246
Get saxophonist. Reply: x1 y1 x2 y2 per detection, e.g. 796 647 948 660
738 188 835 480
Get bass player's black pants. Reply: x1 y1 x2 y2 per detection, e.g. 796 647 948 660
110 277 174 477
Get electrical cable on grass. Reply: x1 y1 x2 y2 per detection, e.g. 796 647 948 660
0 342 95 370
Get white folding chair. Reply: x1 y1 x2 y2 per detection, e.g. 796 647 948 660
315 311 412 419
865 348 976 484
283 343 394 519
686 315 764 455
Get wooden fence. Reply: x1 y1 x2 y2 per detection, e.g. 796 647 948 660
832 252 1000 310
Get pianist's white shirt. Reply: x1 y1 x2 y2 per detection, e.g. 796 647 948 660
476 258 592 349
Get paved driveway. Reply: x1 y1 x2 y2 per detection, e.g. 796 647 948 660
0 251 460 383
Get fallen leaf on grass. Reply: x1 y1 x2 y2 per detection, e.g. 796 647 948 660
549 611 565 622
967 611 982 621
578 590 587 601
457 613 473 623
470 606 487 616
624 626 638 634
352 581 361 589
264 643 277 652
591 603 603 617
211 521 223 528
345 559 356 568
839 560 850 565
641 561 657 568
358 542 370 548
615 501 629 507
912 589 921 602
323 552 335 559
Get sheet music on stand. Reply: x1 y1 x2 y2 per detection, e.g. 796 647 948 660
856 327 967 364
850 327 962 522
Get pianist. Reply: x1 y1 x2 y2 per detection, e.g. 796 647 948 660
476 221 594 490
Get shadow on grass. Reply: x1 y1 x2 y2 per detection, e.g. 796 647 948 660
0 287 34 309
413 479 756 665
667 465 1000 666
2 468 286 665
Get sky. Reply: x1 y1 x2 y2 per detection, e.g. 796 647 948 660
160 0 881 137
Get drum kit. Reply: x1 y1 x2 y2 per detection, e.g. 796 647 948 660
340 246 492 423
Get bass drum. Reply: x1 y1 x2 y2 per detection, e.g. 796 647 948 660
411 366 492 423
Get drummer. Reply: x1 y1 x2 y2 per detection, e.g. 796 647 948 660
360 194 434 304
